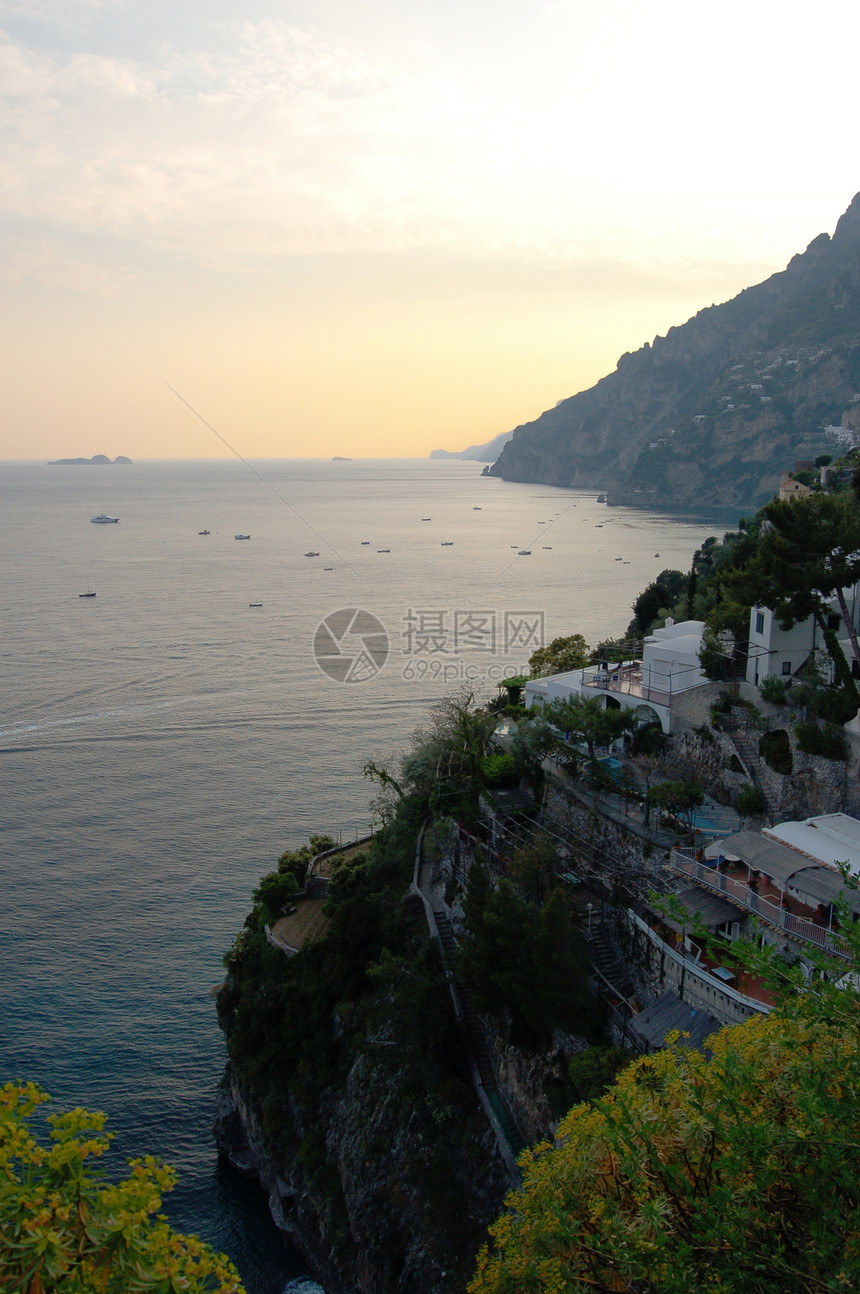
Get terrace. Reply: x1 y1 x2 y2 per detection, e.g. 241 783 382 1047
580 660 673 708
668 843 852 959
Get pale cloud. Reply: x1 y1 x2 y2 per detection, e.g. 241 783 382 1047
2 2 859 286
0 233 138 293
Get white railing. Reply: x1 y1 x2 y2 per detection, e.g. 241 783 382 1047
627 911 771 1014
581 667 672 709
668 852 850 959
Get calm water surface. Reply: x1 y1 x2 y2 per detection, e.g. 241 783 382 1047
0 459 723 1290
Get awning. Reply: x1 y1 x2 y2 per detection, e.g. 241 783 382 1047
661 886 741 933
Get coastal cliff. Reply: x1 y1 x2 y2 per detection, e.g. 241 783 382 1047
214 816 511 1294
490 193 860 511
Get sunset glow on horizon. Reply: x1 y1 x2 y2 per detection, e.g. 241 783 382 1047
3 0 860 462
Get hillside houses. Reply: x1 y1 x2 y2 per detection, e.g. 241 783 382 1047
630 812 860 1032
525 619 709 734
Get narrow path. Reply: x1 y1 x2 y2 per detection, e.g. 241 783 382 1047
412 822 525 1175
432 910 526 1157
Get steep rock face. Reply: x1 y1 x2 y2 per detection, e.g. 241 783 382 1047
214 1072 345 1293
214 1050 509 1294
490 194 860 511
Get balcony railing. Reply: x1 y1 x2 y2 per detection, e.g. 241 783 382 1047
669 850 850 959
581 665 673 708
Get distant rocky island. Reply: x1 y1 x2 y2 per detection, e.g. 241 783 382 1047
48 454 132 465
48 454 132 466
486 192 860 512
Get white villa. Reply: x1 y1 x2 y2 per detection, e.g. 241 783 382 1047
746 585 860 687
525 619 709 733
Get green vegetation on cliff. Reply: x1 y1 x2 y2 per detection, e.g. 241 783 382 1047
218 802 507 1292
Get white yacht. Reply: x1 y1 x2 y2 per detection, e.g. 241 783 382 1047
90 514 119 524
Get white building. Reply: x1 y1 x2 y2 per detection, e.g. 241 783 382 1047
525 619 709 733
746 587 860 687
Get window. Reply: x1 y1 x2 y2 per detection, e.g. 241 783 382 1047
782 661 792 676
755 611 765 634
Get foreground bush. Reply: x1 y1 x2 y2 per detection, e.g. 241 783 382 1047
0 1082 243 1294
470 955 860 1294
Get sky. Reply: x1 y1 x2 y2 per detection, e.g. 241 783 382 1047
2 0 860 461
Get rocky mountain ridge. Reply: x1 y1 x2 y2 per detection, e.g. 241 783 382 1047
429 430 513 462
490 194 860 510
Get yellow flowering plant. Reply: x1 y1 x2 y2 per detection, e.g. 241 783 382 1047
0 1083 245 1294
470 912 860 1294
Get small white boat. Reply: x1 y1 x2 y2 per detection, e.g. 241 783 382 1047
518 549 531 556
198 529 210 535
234 534 251 540
78 590 96 598
377 548 390 553
249 601 262 608
421 517 431 521
304 551 320 557
360 540 370 545
91 514 119 524
441 541 454 546
542 546 552 550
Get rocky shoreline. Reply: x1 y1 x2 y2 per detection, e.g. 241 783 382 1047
214 1072 344 1293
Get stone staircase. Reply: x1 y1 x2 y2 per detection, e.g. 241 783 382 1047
724 719 778 821
583 919 637 1003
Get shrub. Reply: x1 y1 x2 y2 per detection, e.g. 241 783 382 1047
758 729 793 775
629 721 669 757
795 721 849 761
481 752 519 787
737 784 767 816
0 1084 243 1294
253 869 300 920
759 675 788 705
567 1045 633 1104
810 684 859 725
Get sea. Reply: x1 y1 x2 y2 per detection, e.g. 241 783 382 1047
0 458 725 1292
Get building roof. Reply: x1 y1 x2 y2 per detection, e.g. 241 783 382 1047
662 885 741 932
764 815 860 878
627 990 724 1053
787 865 860 917
711 829 812 885
645 633 705 664
651 619 706 641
